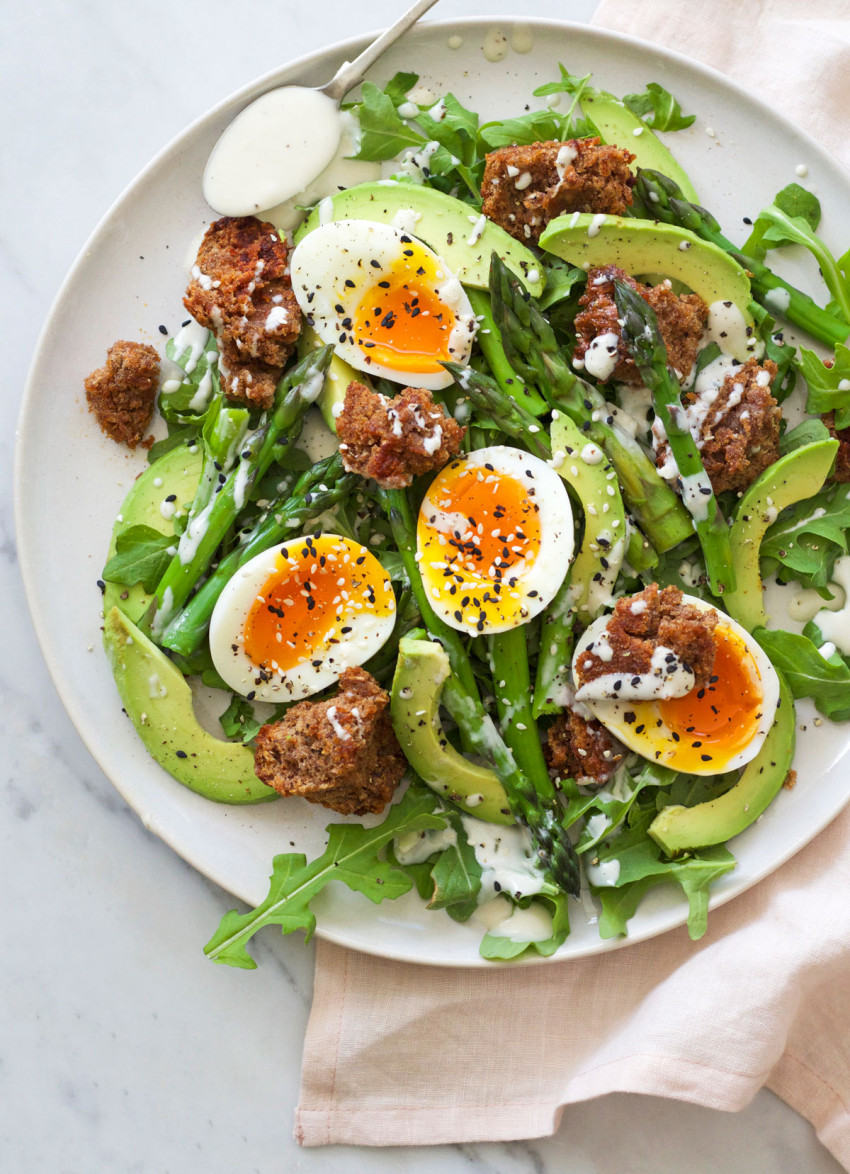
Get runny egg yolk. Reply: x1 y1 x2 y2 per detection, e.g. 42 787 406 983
241 536 394 673
418 458 542 630
351 243 457 376
658 626 764 772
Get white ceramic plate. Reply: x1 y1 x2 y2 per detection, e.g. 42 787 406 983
16 17 850 966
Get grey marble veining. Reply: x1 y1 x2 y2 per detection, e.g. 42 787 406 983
1 1 844 1171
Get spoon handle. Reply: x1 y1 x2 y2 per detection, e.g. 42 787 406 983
319 0 441 102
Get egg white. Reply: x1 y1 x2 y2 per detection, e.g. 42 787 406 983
289 219 476 390
209 534 396 701
417 445 574 635
572 594 781 775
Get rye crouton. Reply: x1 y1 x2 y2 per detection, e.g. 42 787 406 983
336 381 465 488
183 216 301 409
84 340 160 448
574 265 707 384
253 667 407 816
481 137 635 243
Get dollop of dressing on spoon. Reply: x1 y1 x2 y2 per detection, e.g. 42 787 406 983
203 87 344 217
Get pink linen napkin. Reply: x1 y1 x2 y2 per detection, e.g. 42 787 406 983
296 4 850 1163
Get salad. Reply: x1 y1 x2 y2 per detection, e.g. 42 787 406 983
94 62 850 965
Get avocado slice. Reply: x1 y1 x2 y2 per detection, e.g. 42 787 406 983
390 634 513 825
293 180 545 297
297 322 371 433
103 606 275 804
550 411 625 622
649 672 795 853
580 91 699 203
538 214 754 359
723 439 838 631
103 445 203 623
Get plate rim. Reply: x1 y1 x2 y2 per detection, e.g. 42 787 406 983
15 14 850 967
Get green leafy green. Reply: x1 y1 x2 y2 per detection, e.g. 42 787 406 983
204 785 445 968
102 525 175 591
351 81 426 162
427 811 482 922
592 805 736 941
622 82 696 131
760 482 850 589
744 187 850 324
754 628 850 721
160 331 219 424
799 343 850 427
779 417 831 455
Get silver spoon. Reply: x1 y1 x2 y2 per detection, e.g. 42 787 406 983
203 0 440 217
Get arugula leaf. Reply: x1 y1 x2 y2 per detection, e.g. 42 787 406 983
427 811 482 923
745 192 850 324
589 806 735 940
779 417 831 455
754 628 850 721
799 343 850 427
204 784 445 968
775 182 822 231
351 81 426 162
748 301 797 402
382 70 419 109
219 695 289 743
478 892 570 960
532 64 594 100
537 260 587 311
102 525 175 591
622 82 696 131
760 482 850 589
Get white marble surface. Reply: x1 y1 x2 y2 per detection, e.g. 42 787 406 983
2 1 845 1171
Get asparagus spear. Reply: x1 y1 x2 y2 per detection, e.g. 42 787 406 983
487 254 693 552
465 287 548 416
613 280 734 595
146 346 333 640
378 485 580 896
160 453 355 657
635 169 849 347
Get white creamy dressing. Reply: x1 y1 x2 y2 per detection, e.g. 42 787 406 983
812 555 850 655
460 817 547 900
170 320 210 375
187 353 219 412
785 580 846 623
764 286 792 315
679 470 714 523
583 331 620 382
480 900 554 944
555 143 577 182
265 111 382 235
394 823 458 866
585 857 621 887
390 206 422 236
298 407 339 462
203 87 344 217
482 28 509 62
396 139 442 183
587 213 608 238
706 300 760 358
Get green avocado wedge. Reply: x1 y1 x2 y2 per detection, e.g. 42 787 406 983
538 214 754 359
293 180 545 296
550 411 626 622
723 439 839 631
649 673 795 854
103 445 203 623
580 91 699 203
103 606 276 805
390 634 513 825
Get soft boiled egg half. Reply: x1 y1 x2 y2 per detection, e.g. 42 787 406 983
209 534 395 701
417 445 574 635
289 219 476 390
572 595 780 775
